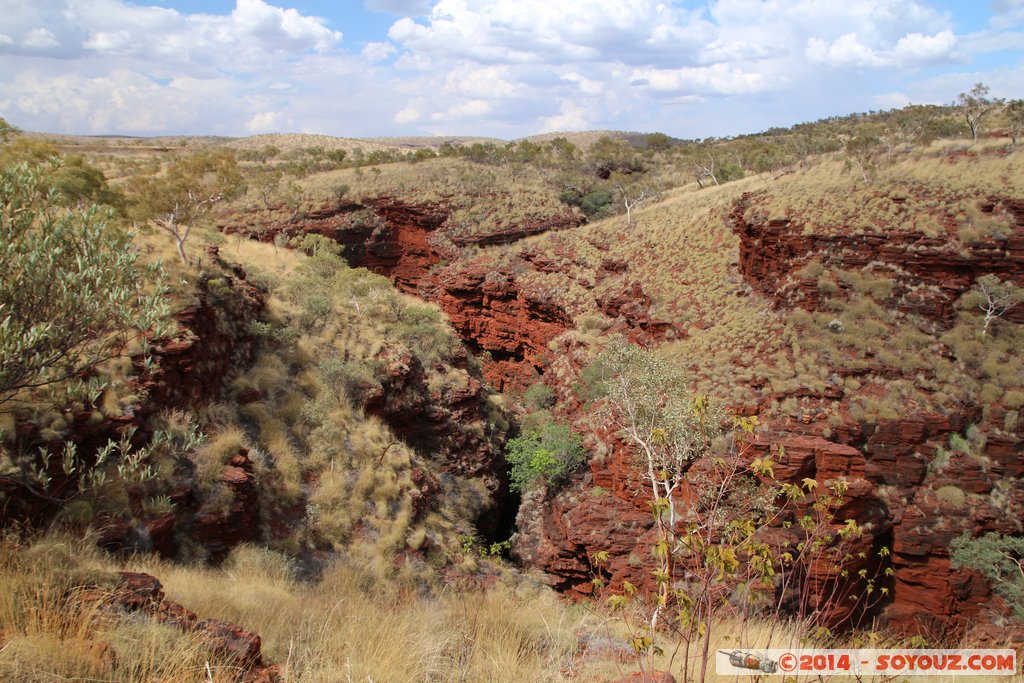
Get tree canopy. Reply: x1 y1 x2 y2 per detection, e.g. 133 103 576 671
0 161 171 406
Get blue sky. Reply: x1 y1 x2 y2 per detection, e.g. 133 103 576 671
0 0 1021 139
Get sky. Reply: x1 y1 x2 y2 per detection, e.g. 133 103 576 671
0 0 1022 140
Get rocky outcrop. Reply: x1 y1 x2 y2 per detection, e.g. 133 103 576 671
76 571 282 682
220 197 583 296
515 407 1023 639
191 449 263 562
425 258 574 391
710 189 1024 638
514 433 884 621
1 260 266 529
221 195 593 387
335 197 449 293
91 448 263 563
134 264 266 409
729 193 1024 324
598 282 679 346
365 345 510 531
448 210 582 248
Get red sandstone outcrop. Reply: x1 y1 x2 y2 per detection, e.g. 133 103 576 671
1 263 266 532
192 449 262 562
215 186 1024 641
424 258 574 390
729 192 1024 324
134 260 266 410
598 282 679 346
706 189 1024 638
514 432 885 626
76 571 283 682
220 196 583 296
364 345 510 535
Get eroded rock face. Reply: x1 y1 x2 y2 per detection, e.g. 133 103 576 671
222 196 589 389
728 193 1024 325
514 433 885 625
0 265 266 532
425 258 574 390
709 191 1024 638
364 345 511 535
337 197 449 293
598 282 679 347
515 409 1023 640
219 189 1024 641
135 267 266 410
191 449 262 563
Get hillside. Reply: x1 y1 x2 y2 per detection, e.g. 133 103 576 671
2 104 1024 681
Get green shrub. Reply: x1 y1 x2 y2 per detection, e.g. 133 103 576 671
318 357 380 406
951 532 1024 622
505 420 586 492
522 383 556 410
391 305 458 364
1004 390 1024 410
560 187 613 217
0 162 172 403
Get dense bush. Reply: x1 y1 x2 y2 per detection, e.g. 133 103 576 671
951 532 1024 622
505 420 585 492
0 162 170 404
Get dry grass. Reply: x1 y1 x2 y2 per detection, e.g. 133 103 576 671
295 156 577 241
179 237 499 573
482 171 788 412
0 535 601 683
747 142 1024 240
0 535 235 682
523 130 646 151
6 536 1009 683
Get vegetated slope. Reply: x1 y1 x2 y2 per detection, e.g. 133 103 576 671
506 144 1024 643
216 156 587 389
6 106 1024 678
213 126 1023 643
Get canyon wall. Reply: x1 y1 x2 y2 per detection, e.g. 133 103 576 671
225 188 1023 642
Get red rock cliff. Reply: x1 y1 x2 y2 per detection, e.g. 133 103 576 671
729 193 1024 324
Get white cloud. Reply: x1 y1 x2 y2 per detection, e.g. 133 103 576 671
378 0 970 133
538 100 590 133
6 68 209 133
245 111 284 132
562 72 605 96
630 63 773 95
388 0 705 67
807 34 887 68
442 64 519 99
990 0 1024 30
893 30 957 63
361 41 396 61
230 0 339 53
959 30 1024 55
872 91 912 108
447 99 491 118
23 28 60 49
0 0 1019 139
61 0 340 65
806 30 955 68
394 104 422 124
